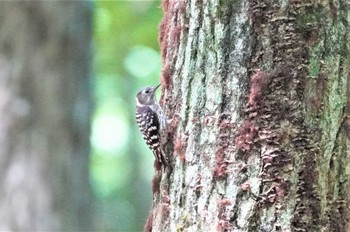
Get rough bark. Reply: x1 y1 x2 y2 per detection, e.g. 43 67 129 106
147 0 350 231
0 2 94 231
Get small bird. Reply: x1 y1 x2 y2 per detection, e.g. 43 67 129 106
135 84 169 170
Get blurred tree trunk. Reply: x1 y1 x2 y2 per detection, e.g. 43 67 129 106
147 0 350 231
0 2 94 231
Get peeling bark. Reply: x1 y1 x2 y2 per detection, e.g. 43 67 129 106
148 0 350 231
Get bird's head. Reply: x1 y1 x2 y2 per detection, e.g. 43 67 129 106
136 84 161 106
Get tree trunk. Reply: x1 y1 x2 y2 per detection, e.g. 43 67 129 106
0 2 94 231
147 0 350 231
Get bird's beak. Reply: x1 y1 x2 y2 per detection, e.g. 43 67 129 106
153 84 161 92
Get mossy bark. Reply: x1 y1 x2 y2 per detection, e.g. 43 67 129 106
147 0 350 231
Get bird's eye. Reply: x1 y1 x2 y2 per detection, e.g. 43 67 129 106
145 89 150 94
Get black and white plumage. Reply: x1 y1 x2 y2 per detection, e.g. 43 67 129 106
135 84 169 169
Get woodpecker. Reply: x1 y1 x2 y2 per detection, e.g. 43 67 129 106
135 84 169 169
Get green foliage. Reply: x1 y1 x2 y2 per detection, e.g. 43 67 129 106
92 1 162 230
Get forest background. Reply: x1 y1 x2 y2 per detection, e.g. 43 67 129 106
93 1 161 231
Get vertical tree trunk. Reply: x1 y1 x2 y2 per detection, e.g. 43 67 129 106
0 2 94 231
148 0 350 231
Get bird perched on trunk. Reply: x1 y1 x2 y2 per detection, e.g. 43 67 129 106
135 84 169 170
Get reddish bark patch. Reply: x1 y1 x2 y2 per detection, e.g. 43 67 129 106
161 0 169 12
234 120 259 152
214 114 236 178
159 0 186 88
174 135 187 162
143 211 153 232
178 0 186 15
247 70 271 107
152 172 162 194
170 25 182 48
213 151 228 178
241 181 251 191
217 198 234 231
154 160 162 171
161 63 172 86
160 203 170 223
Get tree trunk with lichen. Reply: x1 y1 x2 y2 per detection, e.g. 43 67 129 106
145 0 350 231
0 2 94 231
145 0 350 232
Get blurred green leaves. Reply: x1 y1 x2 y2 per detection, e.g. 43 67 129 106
92 1 162 230
124 46 161 79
